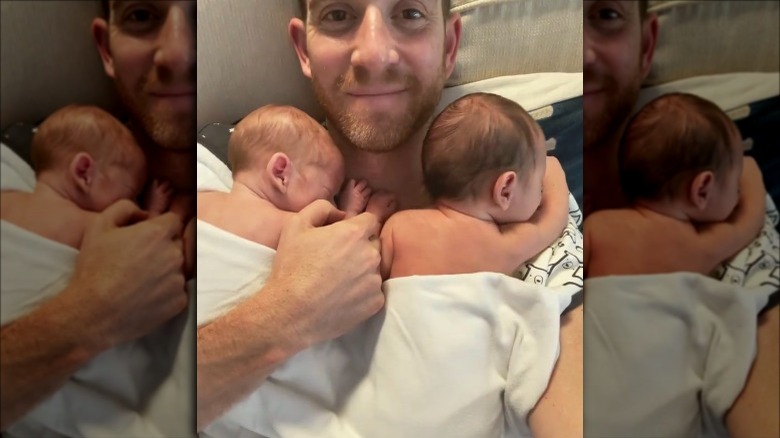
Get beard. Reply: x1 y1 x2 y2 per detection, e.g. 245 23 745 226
312 63 446 153
583 66 642 151
114 75 194 152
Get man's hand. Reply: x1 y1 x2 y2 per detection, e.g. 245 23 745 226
72 200 187 351
268 199 384 349
197 199 384 429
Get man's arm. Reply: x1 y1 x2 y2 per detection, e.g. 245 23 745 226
499 156 570 262
726 305 780 438
528 303 583 438
696 156 766 266
196 201 384 430
1 201 186 430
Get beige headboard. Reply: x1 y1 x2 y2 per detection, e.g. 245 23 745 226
0 0 120 128
646 0 780 86
196 0 583 129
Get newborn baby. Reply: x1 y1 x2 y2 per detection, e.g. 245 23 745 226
197 104 395 249
585 92 766 277
0 105 172 249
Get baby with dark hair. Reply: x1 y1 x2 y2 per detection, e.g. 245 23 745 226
0 105 171 248
585 92 766 277
380 92 570 279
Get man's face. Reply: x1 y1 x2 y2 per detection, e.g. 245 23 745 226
583 0 656 150
93 1 195 152
290 0 460 152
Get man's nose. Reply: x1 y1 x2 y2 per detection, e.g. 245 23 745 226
154 3 194 81
351 7 400 74
583 35 596 67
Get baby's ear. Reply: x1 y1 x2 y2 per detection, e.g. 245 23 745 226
689 170 715 211
69 152 95 191
492 171 517 211
267 152 293 193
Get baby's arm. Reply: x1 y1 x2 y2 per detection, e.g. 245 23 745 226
338 179 398 222
696 156 766 265
145 179 174 216
499 156 570 263
338 179 371 218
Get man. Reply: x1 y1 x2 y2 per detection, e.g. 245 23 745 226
197 1 583 436
583 1 778 437
0 1 194 434
583 0 656 217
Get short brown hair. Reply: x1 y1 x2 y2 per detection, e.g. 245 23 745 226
228 105 331 174
31 105 139 172
297 0 451 21
619 93 739 202
423 92 541 201
639 0 649 20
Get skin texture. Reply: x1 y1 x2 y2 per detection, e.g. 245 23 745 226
585 158 765 278
0 1 194 429
198 1 582 437
381 155 567 279
583 0 657 216
583 2 778 436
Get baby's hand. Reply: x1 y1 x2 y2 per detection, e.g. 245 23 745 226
339 179 372 218
366 191 398 224
146 179 174 217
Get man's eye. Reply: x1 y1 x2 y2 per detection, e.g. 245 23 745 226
401 9 423 19
120 7 160 31
323 10 349 21
597 8 621 20
128 9 152 22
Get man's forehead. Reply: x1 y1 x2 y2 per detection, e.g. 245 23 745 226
308 0 439 12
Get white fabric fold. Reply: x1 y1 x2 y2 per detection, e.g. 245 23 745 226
584 272 773 438
0 144 195 438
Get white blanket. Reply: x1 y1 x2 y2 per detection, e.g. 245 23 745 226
0 143 195 438
584 203 779 438
584 273 775 438
196 143 581 437
198 221 570 438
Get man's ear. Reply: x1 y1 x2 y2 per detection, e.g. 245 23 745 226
639 13 659 80
92 17 115 79
70 152 96 191
443 13 462 79
289 18 312 79
492 171 517 211
689 170 714 211
267 152 293 193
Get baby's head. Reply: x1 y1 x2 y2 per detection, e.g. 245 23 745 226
228 105 344 212
619 93 743 222
31 105 146 211
423 92 547 223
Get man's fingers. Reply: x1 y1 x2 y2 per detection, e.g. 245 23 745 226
148 212 186 239
348 212 382 240
100 199 148 228
296 199 347 228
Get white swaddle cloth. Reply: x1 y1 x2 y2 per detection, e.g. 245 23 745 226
196 142 581 437
0 143 195 438
584 200 779 438
198 221 570 438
